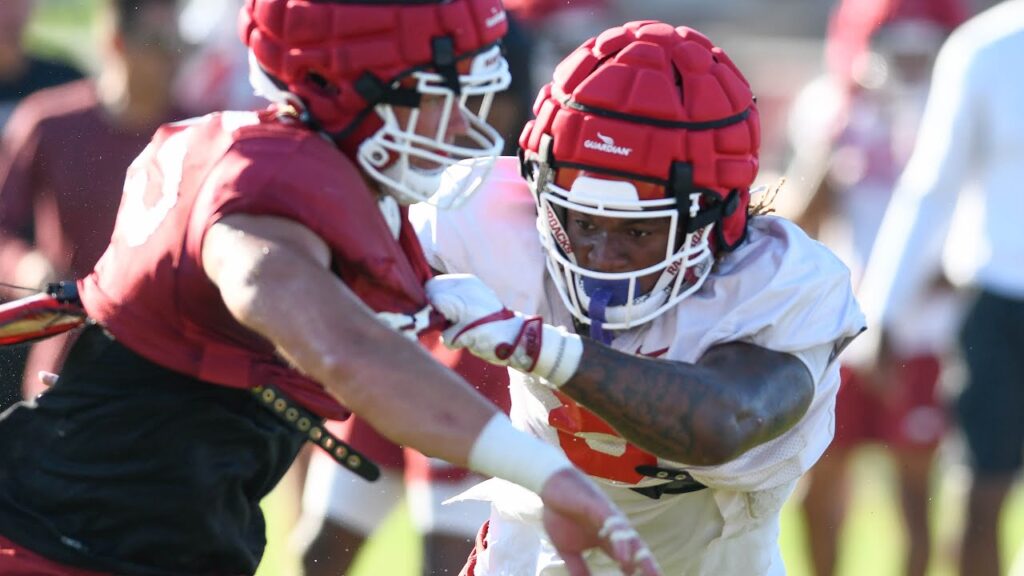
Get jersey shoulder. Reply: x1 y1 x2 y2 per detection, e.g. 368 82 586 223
411 156 537 266
187 110 376 240
411 156 549 310
721 215 852 282
668 215 865 355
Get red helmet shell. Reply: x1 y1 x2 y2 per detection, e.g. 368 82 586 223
520 21 760 250
240 0 508 153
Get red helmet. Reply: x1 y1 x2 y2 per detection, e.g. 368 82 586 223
240 0 511 206
519 21 760 333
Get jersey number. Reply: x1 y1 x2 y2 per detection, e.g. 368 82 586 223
548 391 656 484
118 124 194 247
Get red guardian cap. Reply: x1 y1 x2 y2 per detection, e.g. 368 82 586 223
241 0 512 206
519 21 761 332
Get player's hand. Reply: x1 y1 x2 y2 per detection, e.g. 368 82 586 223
540 468 661 576
374 304 436 340
424 273 505 325
425 274 582 386
38 371 59 387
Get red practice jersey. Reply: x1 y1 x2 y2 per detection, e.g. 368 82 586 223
79 108 436 419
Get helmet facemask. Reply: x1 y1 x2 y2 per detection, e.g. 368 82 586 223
517 22 761 340
529 163 719 341
358 44 511 207
240 0 512 209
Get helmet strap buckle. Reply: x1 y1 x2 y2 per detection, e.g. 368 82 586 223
431 36 462 95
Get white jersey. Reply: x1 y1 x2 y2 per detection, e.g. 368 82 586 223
411 158 866 575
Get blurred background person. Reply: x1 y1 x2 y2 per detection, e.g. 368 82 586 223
174 0 261 115
0 0 185 410
0 0 80 130
294 339 510 576
0 0 81 410
852 1 1024 575
502 0 615 96
784 1 969 575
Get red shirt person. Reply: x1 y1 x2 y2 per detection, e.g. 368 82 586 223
0 0 184 410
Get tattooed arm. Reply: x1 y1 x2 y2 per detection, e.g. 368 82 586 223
558 341 815 466
425 273 817 466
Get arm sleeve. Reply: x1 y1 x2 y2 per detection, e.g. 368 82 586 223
200 144 333 237
857 31 980 328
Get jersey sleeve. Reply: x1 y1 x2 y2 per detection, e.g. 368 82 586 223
681 217 865 492
695 216 866 363
410 156 541 283
198 134 375 244
408 201 451 273
684 342 839 492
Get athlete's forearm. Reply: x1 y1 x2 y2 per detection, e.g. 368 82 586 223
204 216 496 467
559 341 814 465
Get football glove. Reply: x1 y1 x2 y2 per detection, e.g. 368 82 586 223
425 274 582 387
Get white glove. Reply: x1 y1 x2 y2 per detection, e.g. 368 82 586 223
425 274 583 387
376 305 435 341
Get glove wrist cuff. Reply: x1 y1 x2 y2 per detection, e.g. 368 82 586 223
534 324 583 387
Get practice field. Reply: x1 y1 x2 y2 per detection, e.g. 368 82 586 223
257 446 1024 576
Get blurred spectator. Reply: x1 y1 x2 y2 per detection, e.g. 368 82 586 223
0 0 81 130
294 339 510 576
488 13 535 156
503 0 616 96
0 0 82 408
174 0 262 114
785 1 968 575
0 0 185 410
852 2 1024 575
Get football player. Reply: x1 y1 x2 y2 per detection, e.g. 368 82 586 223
412 21 867 575
0 1 659 575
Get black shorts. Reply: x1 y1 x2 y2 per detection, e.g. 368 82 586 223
0 324 306 575
956 290 1024 475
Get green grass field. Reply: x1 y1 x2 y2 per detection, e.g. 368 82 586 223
256 446 1024 576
